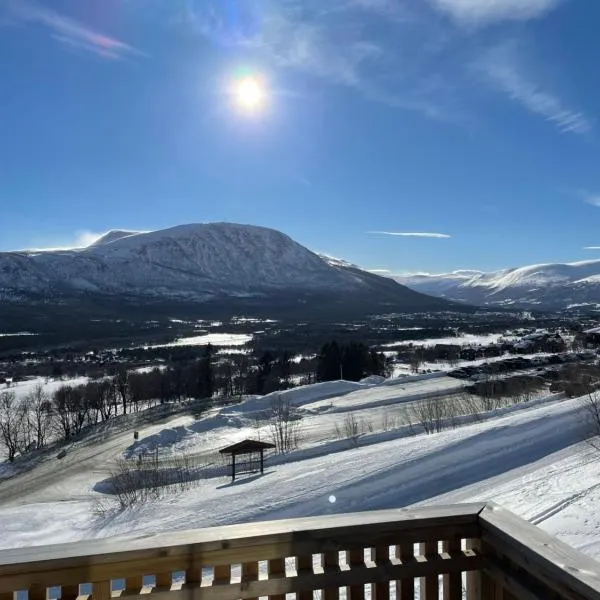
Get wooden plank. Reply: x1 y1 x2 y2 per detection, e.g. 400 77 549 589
442 540 461 600
268 557 286 600
213 565 231 587
0 520 481 594
60 585 80 600
322 551 340 600
0 505 485 568
483 554 558 600
396 544 414 600
155 572 172 591
419 541 438 600
241 561 259 600
465 539 482 600
372 546 390 600
296 555 313 600
480 503 600 600
124 576 143 594
28 587 47 600
91 581 111 600
115 552 483 600
348 549 365 600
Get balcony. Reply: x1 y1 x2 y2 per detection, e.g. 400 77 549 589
1 502 599 600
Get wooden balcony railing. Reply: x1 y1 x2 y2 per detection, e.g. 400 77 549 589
1 502 600 600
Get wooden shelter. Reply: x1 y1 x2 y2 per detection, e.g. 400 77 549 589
219 439 276 482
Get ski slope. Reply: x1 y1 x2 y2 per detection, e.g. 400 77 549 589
0 374 598 562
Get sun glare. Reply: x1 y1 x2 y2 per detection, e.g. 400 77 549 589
234 76 264 112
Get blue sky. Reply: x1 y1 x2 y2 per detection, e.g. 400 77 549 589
1 0 600 274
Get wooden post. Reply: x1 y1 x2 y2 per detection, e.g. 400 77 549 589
373 546 391 600
242 560 259 600
419 541 439 600
466 539 482 600
296 554 313 600
232 453 236 482
260 449 264 474
268 557 286 600
396 543 415 600
322 551 340 600
442 539 462 600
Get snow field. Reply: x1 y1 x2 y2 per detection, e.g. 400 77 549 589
0 372 598 566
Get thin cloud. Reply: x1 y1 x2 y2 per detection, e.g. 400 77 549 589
368 231 451 239
178 0 457 120
4 0 143 60
428 0 561 26
583 247 600 251
23 230 103 252
583 195 600 208
367 268 392 273
475 41 592 135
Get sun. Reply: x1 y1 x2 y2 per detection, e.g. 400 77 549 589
234 76 264 112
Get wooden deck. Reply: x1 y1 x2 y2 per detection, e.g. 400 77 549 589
0 503 599 600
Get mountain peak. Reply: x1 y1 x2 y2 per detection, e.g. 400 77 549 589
89 230 142 247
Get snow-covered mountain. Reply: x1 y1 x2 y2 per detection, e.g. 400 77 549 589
0 223 457 317
397 260 600 310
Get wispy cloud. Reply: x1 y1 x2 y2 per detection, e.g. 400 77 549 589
4 0 142 60
23 230 103 252
178 0 460 120
428 0 562 26
368 231 451 239
367 268 392 273
583 194 600 207
583 246 600 250
475 41 592 135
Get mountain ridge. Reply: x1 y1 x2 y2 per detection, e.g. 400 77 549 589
0 222 463 322
397 258 600 309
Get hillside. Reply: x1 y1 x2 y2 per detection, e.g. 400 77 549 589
0 224 462 328
397 259 600 310
0 373 598 561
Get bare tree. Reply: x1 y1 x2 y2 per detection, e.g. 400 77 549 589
0 391 26 462
406 397 448 434
267 395 303 454
25 384 53 449
580 391 600 450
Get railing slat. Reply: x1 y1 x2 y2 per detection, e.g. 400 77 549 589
242 561 259 600
323 551 340 600
442 540 461 600
296 555 313 600
91 581 111 600
29 586 48 600
373 546 390 600
419 542 438 600
155 571 172 591
214 564 232 587
465 539 481 600
348 549 365 600
396 543 414 600
60 585 79 600
268 558 286 600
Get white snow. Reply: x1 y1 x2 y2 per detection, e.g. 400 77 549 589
0 373 599 565
148 333 253 348
383 333 515 347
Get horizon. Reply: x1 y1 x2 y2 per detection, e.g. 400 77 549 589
6 220 600 278
2 0 600 272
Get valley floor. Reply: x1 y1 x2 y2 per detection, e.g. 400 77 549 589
0 375 599 561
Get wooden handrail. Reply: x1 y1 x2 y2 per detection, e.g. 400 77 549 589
0 503 598 599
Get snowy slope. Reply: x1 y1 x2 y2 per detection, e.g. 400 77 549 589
397 259 600 309
0 372 598 563
0 223 456 313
